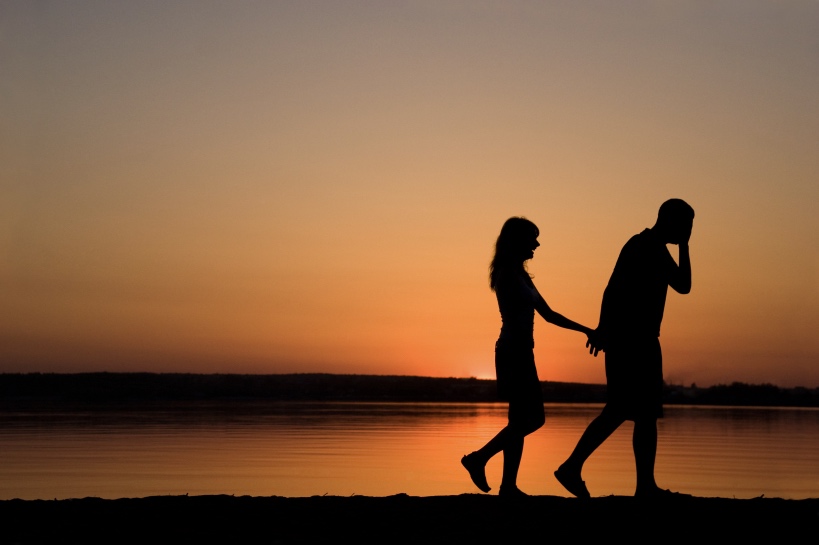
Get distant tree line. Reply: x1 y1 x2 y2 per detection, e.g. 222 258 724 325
0 373 817 409
664 382 819 408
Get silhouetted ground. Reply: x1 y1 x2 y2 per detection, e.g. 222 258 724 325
1 494 816 543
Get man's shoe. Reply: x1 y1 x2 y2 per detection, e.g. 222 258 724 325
554 465 590 498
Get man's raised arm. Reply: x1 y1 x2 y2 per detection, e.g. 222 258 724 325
669 243 691 294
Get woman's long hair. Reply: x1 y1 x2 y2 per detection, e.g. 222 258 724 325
489 217 539 292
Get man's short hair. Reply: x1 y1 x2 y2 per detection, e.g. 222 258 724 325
658 199 694 223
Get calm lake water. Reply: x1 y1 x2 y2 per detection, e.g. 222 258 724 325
1 403 818 500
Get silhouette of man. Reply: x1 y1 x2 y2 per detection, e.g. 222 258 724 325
555 199 694 498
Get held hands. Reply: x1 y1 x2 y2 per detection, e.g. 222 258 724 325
585 329 604 357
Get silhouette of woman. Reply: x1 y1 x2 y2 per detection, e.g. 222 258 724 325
462 217 595 496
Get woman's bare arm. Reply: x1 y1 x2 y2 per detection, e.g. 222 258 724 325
534 289 594 336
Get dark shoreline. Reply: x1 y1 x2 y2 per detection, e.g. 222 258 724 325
2 494 817 543
3 372 819 409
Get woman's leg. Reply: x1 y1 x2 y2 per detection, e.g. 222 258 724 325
463 402 543 494
465 342 543 494
462 426 512 493
463 425 527 494
500 433 525 490
500 398 544 494
474 426 514 460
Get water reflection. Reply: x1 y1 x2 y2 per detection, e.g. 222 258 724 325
0 403 817 500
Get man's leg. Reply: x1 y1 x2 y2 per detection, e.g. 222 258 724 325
562 407 624 470
632 337 664 496
633 418 658 496
556 406 625 497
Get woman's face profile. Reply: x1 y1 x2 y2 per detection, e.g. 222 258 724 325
522 232 540 261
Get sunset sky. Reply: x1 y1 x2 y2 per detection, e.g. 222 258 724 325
2 1 817 387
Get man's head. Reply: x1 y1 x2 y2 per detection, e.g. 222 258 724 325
654 199 694 244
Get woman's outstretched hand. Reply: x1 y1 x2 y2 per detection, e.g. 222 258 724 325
585 330 604 357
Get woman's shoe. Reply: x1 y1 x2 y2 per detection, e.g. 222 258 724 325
461 453 491 493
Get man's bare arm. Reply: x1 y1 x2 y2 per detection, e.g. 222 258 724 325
669 243 691 294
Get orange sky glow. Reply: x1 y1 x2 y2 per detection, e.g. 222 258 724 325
2 1 817 386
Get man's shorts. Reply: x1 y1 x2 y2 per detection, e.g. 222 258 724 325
604 336 664 421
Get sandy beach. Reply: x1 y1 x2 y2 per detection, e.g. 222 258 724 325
2 493 817 543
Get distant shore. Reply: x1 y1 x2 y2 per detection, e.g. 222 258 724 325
2 372 819 409
2 494 817 543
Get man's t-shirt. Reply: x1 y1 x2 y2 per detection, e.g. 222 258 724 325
600 229 677 340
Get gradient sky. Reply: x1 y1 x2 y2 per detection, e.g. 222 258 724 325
2 1 817 386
